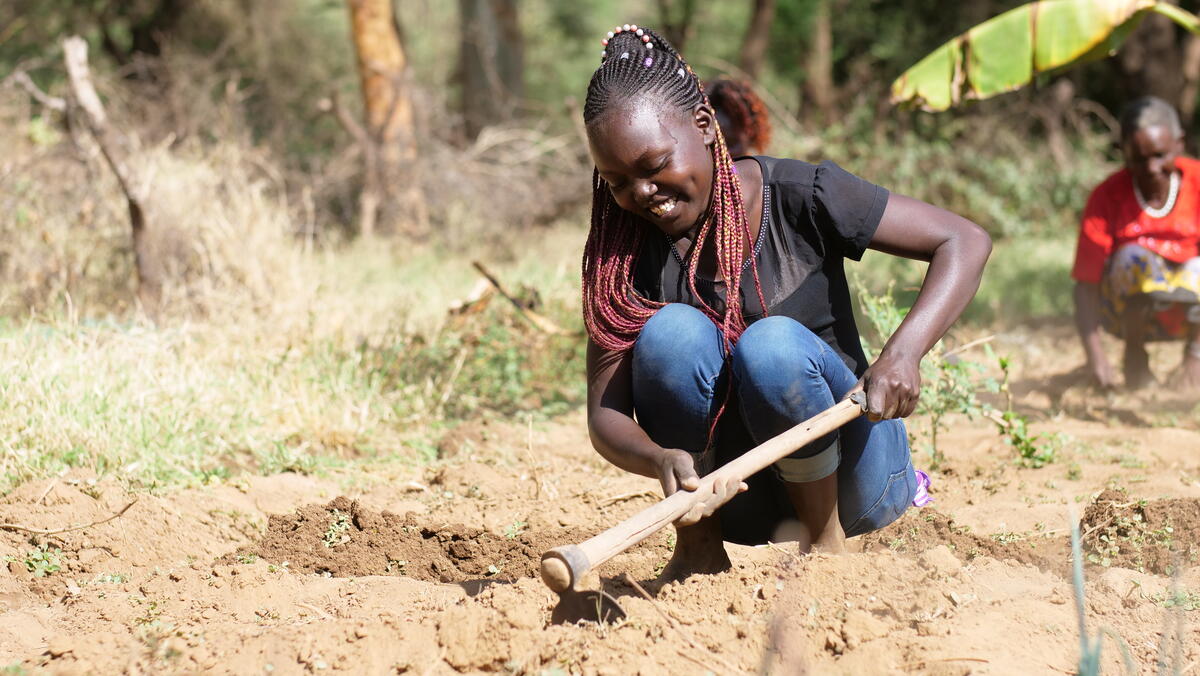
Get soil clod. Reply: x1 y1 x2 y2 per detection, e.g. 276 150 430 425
225 497 586 582
1080 489 1200 574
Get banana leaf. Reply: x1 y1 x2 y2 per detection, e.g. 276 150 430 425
891 0 1200 111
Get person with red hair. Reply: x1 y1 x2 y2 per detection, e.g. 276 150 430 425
705 77 772 157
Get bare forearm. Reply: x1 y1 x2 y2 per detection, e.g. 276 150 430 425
587 408 663 479
882 225 991 361
1073 283 1107 360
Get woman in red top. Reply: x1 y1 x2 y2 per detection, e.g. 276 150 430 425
1073 96 1200 389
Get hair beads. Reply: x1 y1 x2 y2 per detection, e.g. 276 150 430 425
600 24 656 62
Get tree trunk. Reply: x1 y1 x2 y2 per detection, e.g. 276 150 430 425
656 0 699 54
348 0 414 150
1114 11 1184 107
346 0 423 237
801 0 834 123
1179 34 1200 128
62 36 161 314
738 0 775 81
458 0 524 140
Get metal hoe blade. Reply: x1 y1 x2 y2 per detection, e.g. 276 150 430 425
550 588 626 625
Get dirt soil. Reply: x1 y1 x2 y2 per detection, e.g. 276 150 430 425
1 323 1199 674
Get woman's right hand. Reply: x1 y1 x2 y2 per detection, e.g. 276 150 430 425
656 449 748 525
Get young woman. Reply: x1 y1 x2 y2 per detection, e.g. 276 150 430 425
583 25 991 579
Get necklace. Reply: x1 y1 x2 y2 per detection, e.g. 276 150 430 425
667 185 771 274
1133 171 1179 219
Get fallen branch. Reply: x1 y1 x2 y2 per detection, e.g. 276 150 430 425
35 476 60 506
470 261 575 336
942 334 997 359
0 499 137 536
5 71 66 112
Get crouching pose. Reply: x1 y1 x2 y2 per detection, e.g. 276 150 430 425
1073 96 1200 390
581 24 991 578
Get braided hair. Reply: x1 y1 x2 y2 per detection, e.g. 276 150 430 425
706 78 772 155
581 25 767 355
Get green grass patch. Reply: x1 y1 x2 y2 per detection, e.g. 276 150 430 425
853 236 1075 327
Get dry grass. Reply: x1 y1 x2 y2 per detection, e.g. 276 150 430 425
0 36 604 494
0 88 310 320
0 202 585 493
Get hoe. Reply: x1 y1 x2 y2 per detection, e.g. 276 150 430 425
539 392 868 623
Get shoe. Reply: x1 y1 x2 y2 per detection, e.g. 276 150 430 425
912 469 933 507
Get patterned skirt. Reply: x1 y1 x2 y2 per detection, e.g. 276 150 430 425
1101 243 1200 340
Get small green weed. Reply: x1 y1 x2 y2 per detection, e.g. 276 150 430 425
987 349 1062 468
322 509 352 548
1112 454 1145 469
1086 503 1175 571
1152 588 1200 612
92 572 129 584
235 553 259 565
21 544 63 577
503 520 527 539
131 597 165 626
990 531 1024 545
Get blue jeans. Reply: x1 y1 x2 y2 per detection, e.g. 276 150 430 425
632 304 916 544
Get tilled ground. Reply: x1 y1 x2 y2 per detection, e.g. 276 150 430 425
1 324 1199 674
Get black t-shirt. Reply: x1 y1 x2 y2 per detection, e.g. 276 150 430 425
632 156 889 376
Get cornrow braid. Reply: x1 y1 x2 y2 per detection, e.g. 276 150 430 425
582 25 767 361
706 78 772 154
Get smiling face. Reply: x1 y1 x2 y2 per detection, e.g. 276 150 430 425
1123 125 1183 198
587 100 717 238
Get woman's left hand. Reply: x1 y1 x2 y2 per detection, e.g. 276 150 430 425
848 350 922 420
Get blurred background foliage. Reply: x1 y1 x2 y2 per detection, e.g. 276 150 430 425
0 0 1194 485
4 0 1200 323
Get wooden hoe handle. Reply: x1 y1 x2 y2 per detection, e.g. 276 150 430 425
540 396 865 593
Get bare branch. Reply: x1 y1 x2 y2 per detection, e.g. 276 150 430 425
0 500 137 536
471 261 575 336
61 35 159 312
5 71 66 112
318 92 370 148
